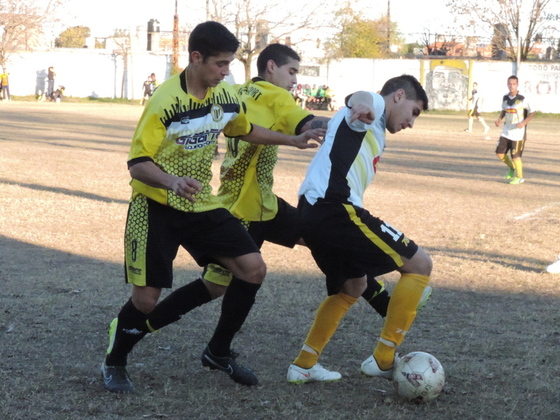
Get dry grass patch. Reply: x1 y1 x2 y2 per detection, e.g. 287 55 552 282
1 102 559 420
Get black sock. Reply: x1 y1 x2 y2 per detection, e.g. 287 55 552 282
105 299 149 366
362 277 390 318
146 278 212 331
207 277 261 357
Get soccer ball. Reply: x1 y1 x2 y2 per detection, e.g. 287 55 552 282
393 351 445 403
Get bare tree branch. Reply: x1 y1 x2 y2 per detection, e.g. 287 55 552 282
206 0 327 80
0 0 65 69
445 0 556 60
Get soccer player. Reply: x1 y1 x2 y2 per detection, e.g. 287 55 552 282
201 44 398 334
121 42 396 389
286 75 432 384
465 82 489 133
494 75 536 185
101 21 324 394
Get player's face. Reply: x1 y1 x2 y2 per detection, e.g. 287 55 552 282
387 94 423 134
507 78 519 95
200 52 235 87
269 58 300 91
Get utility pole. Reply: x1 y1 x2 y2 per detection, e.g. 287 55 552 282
172 0 180 75
387 0 391 56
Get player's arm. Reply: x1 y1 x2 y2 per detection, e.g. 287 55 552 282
495 110 506 127
239 124 324 149
129 160 201 202
345 91 375 124
517 111 536 128
299 116 330 132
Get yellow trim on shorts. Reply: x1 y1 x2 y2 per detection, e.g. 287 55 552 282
342 203 404 267
203 263 233 286
125 195 149 286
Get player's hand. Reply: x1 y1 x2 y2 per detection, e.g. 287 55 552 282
293 128 326 149
349 103 375 124
494 119 502 127
170 176 202 202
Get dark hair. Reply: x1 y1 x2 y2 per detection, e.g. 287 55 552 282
188 21 240 60
256 43 300 76
508 75 518 82
380 74 428 111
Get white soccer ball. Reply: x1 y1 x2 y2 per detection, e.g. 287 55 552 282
393 351 445 403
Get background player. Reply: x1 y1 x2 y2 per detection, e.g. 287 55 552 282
465 82 489 133
494 75 536 185
286 75 432 384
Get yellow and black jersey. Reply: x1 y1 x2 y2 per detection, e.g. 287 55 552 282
218 77 313 221
128 70 252 213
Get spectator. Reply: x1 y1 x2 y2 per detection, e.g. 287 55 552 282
316 84 326 105
47 67 56 100
53 85 65 102
325 86 336 111
307 84 319 108
293 83 308 109
1 69 10 101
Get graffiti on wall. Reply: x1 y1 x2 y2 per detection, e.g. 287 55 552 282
521 63 560 111
523 63 560 95
425 60 469 111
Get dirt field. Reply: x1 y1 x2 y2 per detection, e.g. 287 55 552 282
1 101 559 420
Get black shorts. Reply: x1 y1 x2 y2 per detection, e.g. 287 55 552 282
495 136 526 159
299 197 418 295
124 195 259 288
203 196 302 287
246 196 302 248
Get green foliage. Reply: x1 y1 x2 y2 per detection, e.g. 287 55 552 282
55 26 91 48
94 39 106 49
324 3 401 59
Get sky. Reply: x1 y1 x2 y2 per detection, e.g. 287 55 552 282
58 0 457 43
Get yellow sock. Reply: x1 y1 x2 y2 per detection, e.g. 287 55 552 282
293 293 357 369
501 154 515 170
513 158 523 178
373 273 430 370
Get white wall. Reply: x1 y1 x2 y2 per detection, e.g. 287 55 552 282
4 48 559 113
5 49 181 99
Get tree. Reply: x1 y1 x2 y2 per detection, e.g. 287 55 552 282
110 29 131 99
323 3 399 59
55 25 90 48
0 0 64 70
206 0 325 80
446 0 556 61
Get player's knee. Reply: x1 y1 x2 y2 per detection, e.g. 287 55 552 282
246 261 267 284
401 248 432 277
203 280 227 300
341 276 367 298
131 286 161 314
415 250 433 276
132 294 158 314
